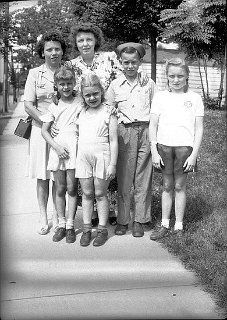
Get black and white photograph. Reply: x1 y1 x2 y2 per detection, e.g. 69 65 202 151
0 0 226 319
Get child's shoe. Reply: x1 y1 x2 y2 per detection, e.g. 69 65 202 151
52 227 66 242
80 231 92 246
150 226 169 240
93 229 108 246
66 228 76 243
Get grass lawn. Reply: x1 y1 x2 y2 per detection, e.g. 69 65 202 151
151 109 227 317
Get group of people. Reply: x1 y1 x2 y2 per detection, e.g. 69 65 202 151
23 22 204 247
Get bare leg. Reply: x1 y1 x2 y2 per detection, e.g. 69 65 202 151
66 170 78 222
51 180 58 230
94 177 109 226
174 173 188 228
53 170 67 225
37 178 49 226
161 173 174 222
80 177 95 224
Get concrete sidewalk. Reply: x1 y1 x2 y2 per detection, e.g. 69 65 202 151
0 98 224 319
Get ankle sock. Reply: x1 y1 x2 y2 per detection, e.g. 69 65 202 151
174 221 183 230
161 219 170 228
66 219 74 230
97 224 107 231
83 223 92 233
58 217 66 228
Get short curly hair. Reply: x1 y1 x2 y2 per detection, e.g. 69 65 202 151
70 23 104 52
36 31 67 59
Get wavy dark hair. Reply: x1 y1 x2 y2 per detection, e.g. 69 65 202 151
36 31 67 59
69 23 104 52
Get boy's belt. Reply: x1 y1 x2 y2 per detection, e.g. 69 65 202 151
121 121 149 127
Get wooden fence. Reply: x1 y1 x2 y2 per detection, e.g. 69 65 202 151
142 63 226 100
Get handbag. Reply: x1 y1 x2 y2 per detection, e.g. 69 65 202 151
14 116 32 139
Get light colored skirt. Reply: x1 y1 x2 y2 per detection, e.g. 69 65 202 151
26 125 51 180
47 131 78 171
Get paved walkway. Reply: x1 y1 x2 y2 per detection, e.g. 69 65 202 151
0 97 224 319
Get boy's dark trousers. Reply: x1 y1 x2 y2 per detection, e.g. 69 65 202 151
116 122 153 226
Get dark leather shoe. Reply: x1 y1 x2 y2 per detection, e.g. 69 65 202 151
115 224 128 235
141 221 152 232
53 227 66 242
109 216 117 226
132 222 144 237
93 229 108 246
92 217 99 227
150 226 169 240
66 228 76 243
80 231 92 246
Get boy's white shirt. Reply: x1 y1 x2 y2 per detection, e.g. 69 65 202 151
105 73 158 124
150 90 204 147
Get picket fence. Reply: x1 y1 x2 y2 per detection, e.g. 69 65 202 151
142 63 226 99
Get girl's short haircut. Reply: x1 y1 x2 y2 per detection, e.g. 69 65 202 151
165 58 190 92
54 66 75 84
70 23 104 52
80 72 105 105
36 30 67 59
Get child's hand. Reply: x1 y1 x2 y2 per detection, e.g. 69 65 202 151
56 146 70 159
50 121 59 138
183 154 196 172
152 153 164 170
52 93 59 105
138 71 149 87
106 164 116 180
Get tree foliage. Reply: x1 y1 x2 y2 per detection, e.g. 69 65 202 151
160 0 226 107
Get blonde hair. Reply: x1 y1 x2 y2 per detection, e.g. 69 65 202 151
54 65 75 84
80 73 105 106
165 58 190 92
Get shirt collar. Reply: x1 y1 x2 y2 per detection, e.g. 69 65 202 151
119 73 139 87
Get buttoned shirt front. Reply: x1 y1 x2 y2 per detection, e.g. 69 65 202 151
105 74 157 124
24 64 55 127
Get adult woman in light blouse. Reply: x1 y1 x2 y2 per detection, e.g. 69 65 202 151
64 22 124 226
24 31 67 235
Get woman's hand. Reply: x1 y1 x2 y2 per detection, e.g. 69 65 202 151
106 164 116 180
56 146 70 159
50 121 59 138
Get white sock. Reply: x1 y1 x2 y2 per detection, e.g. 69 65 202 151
66 219 74 230
161 219 170 228
58 217 66 228
174 221 183 230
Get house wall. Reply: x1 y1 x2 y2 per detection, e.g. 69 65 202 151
142 63 226 100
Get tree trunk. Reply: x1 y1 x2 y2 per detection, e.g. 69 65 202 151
217 45 226 108
203 56 209 97
197 58 206 100
149 31 157 82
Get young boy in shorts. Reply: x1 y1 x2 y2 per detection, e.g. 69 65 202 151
149 58 204 240
105 42 157 237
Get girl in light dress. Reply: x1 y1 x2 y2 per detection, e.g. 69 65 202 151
75 73 118 247
149 58 204 240
41 66 81 243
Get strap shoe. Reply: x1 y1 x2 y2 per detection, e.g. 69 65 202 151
150 226 169 240
80 231 92 246
93 229 108 246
